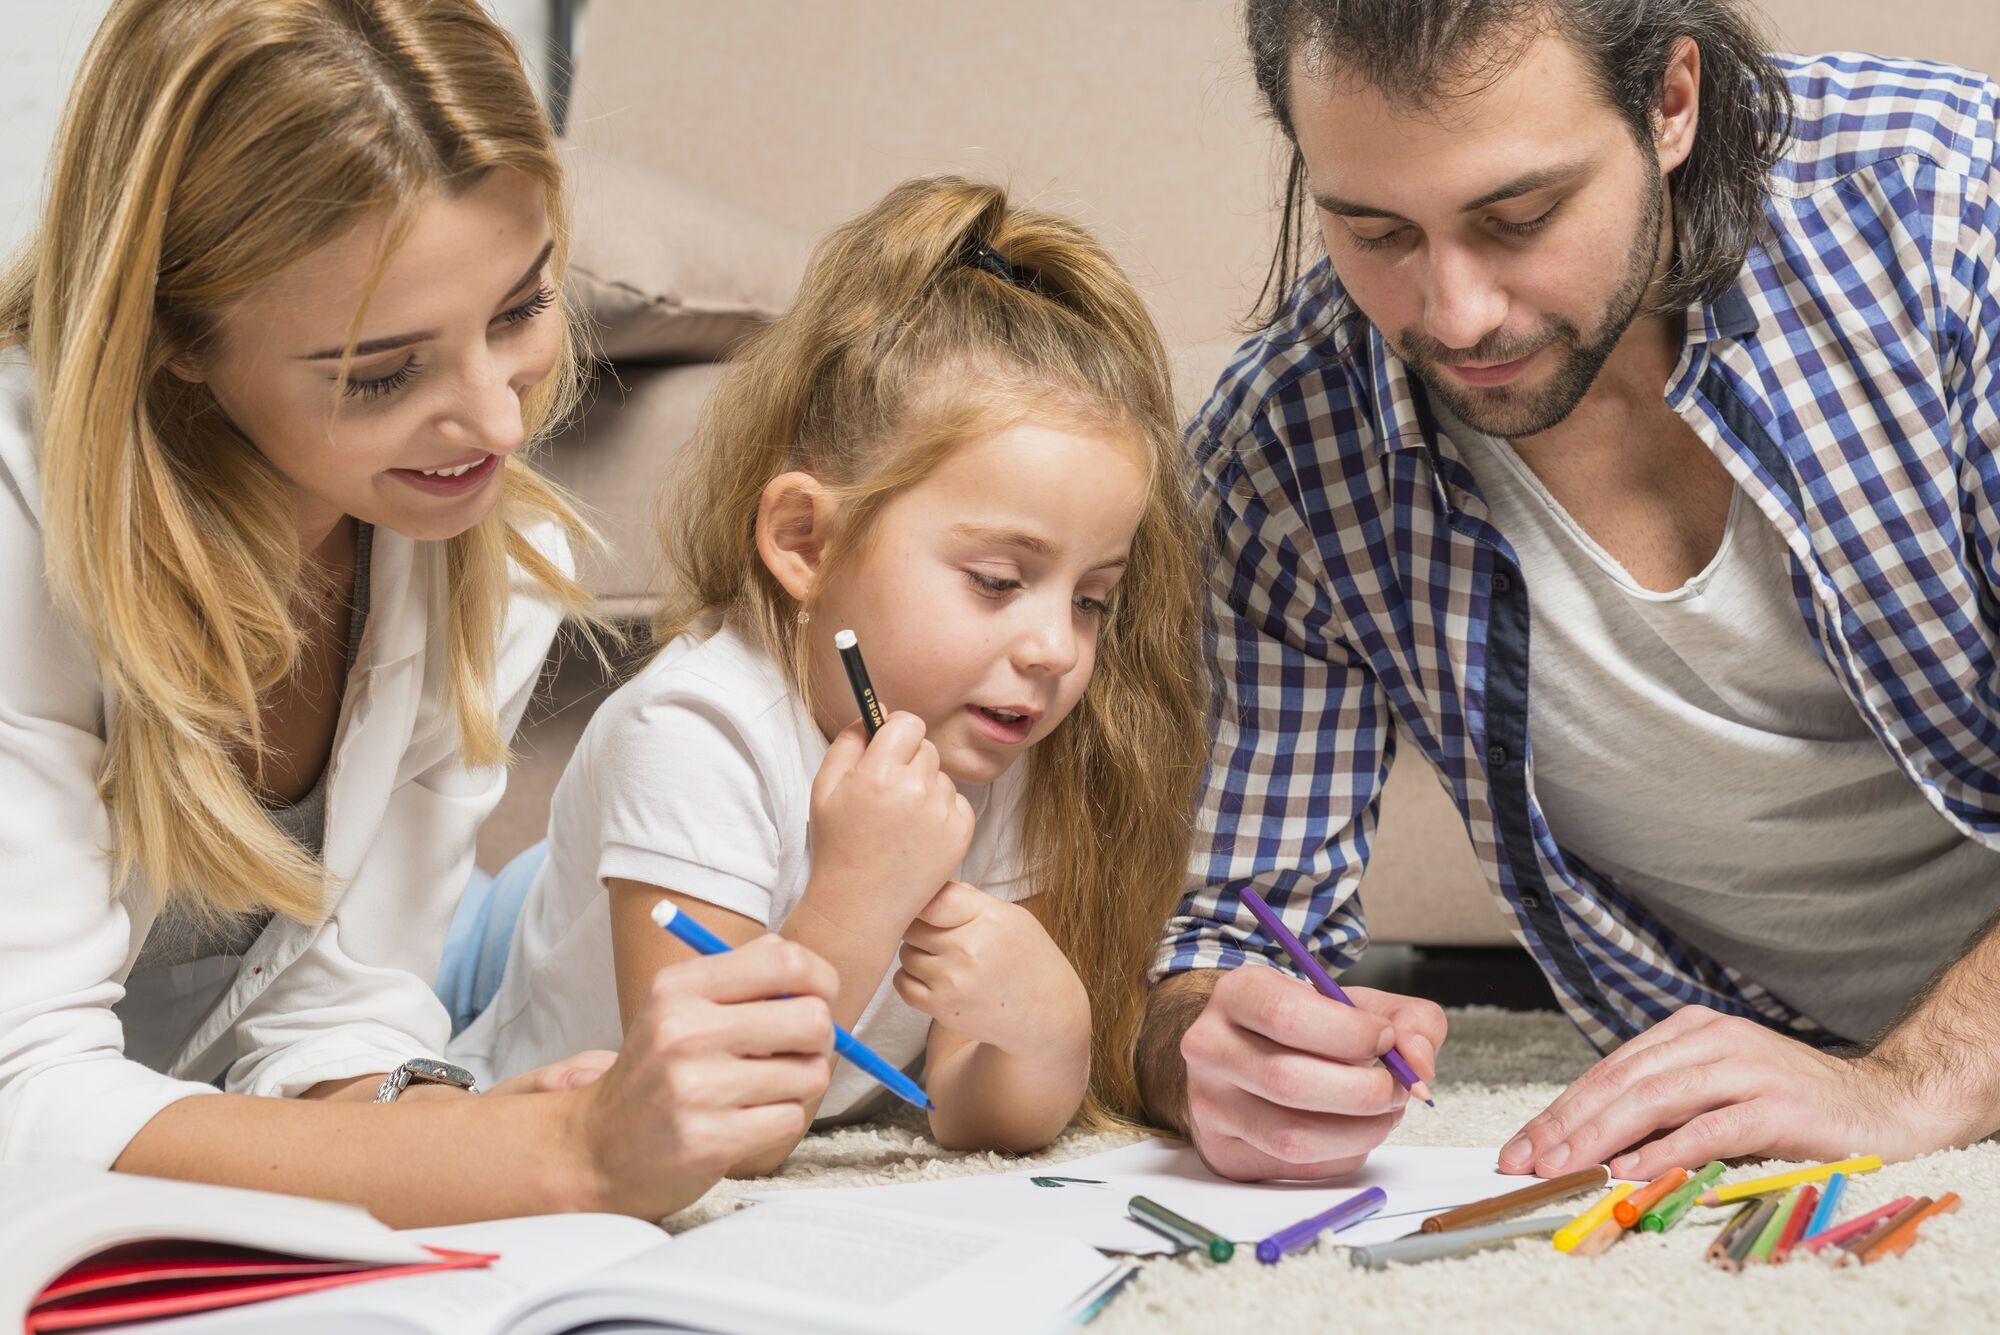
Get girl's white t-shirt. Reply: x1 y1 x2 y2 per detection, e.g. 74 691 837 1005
449 621 1032 1119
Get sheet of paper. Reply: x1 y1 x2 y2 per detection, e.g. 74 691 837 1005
755 1139 1568 1255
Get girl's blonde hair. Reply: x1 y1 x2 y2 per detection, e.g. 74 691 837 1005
656 176 1207 1128
0 0 595 922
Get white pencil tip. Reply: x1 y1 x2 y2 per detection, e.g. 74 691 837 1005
650 900 679 928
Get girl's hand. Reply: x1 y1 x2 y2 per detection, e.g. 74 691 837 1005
893 882 1087 1055
807 713 976 930
486 1049 616 1096
571 935 836 1218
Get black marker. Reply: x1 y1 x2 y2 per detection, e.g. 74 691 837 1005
834 628 887 738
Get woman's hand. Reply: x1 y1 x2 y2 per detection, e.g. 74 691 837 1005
569 934 837 1218
894 882 1087 1056
805 713 975 932
485 1049 616 1096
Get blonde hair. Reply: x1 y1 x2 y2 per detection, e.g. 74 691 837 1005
0 0 596 922
656 177 1207 1128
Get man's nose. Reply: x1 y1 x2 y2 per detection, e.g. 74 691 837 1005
1421 244 1509 357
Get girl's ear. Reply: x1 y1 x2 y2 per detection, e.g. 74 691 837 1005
755 471 837 603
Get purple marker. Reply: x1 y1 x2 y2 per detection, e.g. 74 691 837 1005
1238 886 1436 1106
1256 1187 1388 1264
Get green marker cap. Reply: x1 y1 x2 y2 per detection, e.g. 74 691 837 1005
1129 1195 1235 1263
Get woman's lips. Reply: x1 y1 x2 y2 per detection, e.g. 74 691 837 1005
389 452 500 496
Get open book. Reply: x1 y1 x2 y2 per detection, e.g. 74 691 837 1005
4 1168 1123 1335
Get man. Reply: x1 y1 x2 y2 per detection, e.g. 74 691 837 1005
1140 0 2000 1184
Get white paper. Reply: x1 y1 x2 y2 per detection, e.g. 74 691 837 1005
754 1139 1573 1255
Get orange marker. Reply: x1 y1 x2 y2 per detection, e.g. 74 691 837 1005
1859 1192 1960 1264
1614 1168 1688 1228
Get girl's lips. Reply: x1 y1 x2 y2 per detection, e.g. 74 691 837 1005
389 452 500 496
966 704 1033 745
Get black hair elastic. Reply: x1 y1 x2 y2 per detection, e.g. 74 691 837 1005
957 239 1040 292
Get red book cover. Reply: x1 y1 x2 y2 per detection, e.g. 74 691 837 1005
27 1240 496 1332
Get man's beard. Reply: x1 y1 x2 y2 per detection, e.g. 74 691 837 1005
1394 167 1666 440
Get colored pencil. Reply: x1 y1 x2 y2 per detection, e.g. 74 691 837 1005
1255 1187 1386 1264
1770 1184 1818 1264
1422 1166 1610 1233
1857 1192 1960 1264
1350 1215 1568 1269
1237 886 1434 1106
1833 1196 1932 1268
1554 1183 1634 1252
1614 1168 1689 1227
1642 1160 1725 1233
1705 1200 1764 1264
1697 1155 1881 1206
1803 1171 1849 1240
833 628 888 737
1719 1197 1779 1272
1130 1195 1234 1262
1567 1210 1629 1259
1746 1187 1801 1265
649 899 933 1111
1801 1196 1916 1255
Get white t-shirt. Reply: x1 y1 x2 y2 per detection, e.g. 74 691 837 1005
1446 408 2000 1040
450 621 1033 1118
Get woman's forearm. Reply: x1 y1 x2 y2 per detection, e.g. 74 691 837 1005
114 1086 608 1228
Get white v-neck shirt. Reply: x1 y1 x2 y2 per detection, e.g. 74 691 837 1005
1446 408 1999 1040
450 621 1032 1119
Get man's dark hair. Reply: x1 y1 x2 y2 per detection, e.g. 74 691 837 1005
1244 0 1793 328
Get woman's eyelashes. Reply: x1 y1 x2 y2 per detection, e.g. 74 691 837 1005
339 281 556 400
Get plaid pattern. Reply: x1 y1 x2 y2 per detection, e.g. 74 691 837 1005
1159 54 2000 1052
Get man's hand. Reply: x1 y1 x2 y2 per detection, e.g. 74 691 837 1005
1499 1004 1963 1181
1170 965 1446 1181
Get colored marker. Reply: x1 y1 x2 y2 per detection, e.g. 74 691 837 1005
1642 1160 1725 1233
1237 886 1434 1106
1352 1214 1566 1269
1423 1165 1609 1233
1256 1187 1386 1264
1614 1167 1688 1227
650 899 933 1111
1802 1171 1848 1240
834 628 888 737
1130 1195 1233 1262
1697 1155 1881 1206
1554 1182 1634 1252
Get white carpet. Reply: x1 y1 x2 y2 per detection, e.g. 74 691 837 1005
668 1006 2000 1332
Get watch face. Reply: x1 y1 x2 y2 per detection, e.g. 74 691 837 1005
404 1057 476 1088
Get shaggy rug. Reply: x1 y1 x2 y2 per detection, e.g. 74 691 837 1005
667 1006 2000 1333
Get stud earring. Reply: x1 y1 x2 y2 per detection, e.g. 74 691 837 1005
795 609 811 626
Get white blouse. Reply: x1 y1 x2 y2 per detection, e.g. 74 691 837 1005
0 352 568 1168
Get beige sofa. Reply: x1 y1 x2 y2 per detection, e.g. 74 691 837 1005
500 0 2000 952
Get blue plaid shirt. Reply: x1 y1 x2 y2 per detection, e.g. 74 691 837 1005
1159 53 2000 1052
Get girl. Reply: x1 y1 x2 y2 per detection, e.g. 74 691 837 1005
451 176 1207 1164
0 0 836 1225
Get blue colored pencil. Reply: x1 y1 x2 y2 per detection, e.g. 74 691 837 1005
1803 1171 1848 1239
650 899 935 1111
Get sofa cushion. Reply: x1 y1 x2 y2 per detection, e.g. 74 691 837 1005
535 362 730 605
567 155 810 363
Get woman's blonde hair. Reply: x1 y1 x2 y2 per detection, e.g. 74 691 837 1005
655 176 1207 1128
0 0 595 921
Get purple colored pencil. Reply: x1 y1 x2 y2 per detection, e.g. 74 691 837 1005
1256 1186 1389 1263
1238 887 1436 1106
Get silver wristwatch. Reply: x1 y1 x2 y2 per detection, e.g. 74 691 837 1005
374 1056 480 1103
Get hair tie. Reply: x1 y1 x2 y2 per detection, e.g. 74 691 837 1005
958 239 1035 290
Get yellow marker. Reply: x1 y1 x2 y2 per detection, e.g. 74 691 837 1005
1553 1183 1635 1252
1696 1155 1882 1207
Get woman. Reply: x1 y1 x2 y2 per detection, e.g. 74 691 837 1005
0 0 835 1226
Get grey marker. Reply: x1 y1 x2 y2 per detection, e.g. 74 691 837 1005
1349 1214 1569 1269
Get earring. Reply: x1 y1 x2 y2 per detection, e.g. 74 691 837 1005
795 609 811 626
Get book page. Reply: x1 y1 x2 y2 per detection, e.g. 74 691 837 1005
502 1200 1118 1335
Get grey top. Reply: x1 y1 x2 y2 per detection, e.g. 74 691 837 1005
132 524 374 971
1446 408 2000 1041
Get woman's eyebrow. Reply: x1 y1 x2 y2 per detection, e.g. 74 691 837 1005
297 238 556 361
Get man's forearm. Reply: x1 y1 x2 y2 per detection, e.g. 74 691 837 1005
1864 905 2000 1145
1136 970 1219 1135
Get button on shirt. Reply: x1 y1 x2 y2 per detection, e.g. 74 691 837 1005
1159 53 2000 1052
